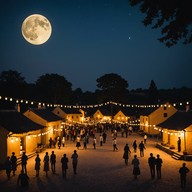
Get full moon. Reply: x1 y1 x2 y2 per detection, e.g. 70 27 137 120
21 14 52 45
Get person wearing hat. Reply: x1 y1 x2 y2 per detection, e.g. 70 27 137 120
148 153 156 179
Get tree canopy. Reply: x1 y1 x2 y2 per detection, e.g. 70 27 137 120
35 73 72 104
129 0 192 47
96 73 128 102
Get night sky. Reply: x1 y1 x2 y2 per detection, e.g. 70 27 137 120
0 0 191 92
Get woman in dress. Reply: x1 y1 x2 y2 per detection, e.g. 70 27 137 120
132 155 140 179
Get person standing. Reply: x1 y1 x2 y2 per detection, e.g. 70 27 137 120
103 132 107 143
35 154 41 177
144 134 147 144
61 154 69 179
100 134 103 146
139 141 145 157
49 137 53 148
71 150 78 174
148 153 156 179
93 137 97 149
21 152 28 174
132 155 140 179
113 137 118 151
43 152 49 176
11 152 17 176
76 135 81 150
5 156 12 180
50 151 56 174
123 143 131 165
132 140 137 153
156 154 163 179
177 137 181 152
179 163 189 189
62 136 65 147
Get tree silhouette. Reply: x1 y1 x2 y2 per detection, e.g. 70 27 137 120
96 73 128 102
148 80 158 104
35 73 72 104
129 0 192 47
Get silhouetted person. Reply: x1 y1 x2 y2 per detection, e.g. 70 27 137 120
93 137 97 149
11 152 17 176
132 140 137 153
103 132 107 143
49 137 53 148
21 152 28 174
35 154 41 177
177 137 181 152
50 151 56 174
43 152 49 176
132 155 140 179
17 170 29 188
139 141 145 157
144 134 147 144
5 156 12 180
61 154 68 178
123 143 131 165
71 150 78 174
179 163 189 189
156 154 163 179
148 153 156 179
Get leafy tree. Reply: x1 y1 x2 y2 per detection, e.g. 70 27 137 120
35 73 72 104
0 70 27 97
129 0 192 47
96 73 128 102
148 80 158 104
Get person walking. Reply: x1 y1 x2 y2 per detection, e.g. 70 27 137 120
123 143 131 165
83 135 87 149
5 156 12 180
50 151 56 174
139 141 145 157
93 137 97 149
148 153 156 179
35 154 41 177
21 152 28 174
61 154 68 179
132 155 140 179
132 140 137 153
43 152 49 176
156 154 163 179
113 137 118 151
10 152 17 176
62 136 65 147
179 163 189 189
71 150 78 174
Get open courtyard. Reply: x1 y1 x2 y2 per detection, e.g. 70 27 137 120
0 131 192 192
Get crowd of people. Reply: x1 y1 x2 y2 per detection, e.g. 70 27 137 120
3 124 191 189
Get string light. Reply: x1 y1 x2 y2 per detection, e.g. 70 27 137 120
0 95 190 109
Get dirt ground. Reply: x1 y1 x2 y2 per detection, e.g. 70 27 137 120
0 131 192 192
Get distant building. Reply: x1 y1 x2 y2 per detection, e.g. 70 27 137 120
157 111 192 155
0 110 43 166
52 107 84 123
139 104 177 135
23 107 63 146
